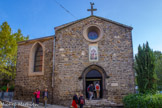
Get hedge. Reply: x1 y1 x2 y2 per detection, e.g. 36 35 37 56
123 93 162 108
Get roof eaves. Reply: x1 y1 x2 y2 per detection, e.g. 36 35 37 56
94 15 133 30
55 15 133 31
54 16 91 31
18 35 54 45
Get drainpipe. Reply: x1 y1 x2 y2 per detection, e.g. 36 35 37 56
52 35 56 104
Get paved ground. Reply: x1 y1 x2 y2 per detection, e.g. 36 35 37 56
1 98 68 108
0 92 69 108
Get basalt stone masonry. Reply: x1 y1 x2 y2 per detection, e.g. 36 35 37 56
14 37 54 103
15 16 135 107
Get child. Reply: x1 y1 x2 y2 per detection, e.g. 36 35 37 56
79 93 85 108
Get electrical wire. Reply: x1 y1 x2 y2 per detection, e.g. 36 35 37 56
53 0 78 19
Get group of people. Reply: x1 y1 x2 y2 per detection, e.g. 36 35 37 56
33 88 48 105
87 82 100 100
34 84 100 107
72 93 85 108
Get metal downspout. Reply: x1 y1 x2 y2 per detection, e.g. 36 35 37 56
52 35 56 104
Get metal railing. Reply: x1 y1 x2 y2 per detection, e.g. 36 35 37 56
0 92 14 102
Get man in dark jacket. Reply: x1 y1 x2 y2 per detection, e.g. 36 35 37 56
87 84 91 100
79 93 85 108
89 84 94 100
42 88 48 106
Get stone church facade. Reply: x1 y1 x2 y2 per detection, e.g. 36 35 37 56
15 15 135 106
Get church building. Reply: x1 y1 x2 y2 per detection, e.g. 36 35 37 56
14 3 135 107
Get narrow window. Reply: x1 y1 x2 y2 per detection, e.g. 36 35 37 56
34 44 43 72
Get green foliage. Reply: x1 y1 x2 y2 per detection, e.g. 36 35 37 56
135 42 157 94
1 79 10 86
1 86 7 92
9 85 15 91
123 93 162 108
0 22 29 80
154 51 162 91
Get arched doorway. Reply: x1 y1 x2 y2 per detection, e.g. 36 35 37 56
79 65 109 99
86 69 103 99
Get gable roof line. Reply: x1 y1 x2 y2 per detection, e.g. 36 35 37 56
54 15 133 31
18 35 54 45
54 16 91 31
96 15 133 29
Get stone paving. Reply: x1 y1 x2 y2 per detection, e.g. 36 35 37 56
1 98 68 108
0 92 68 108
0 93 124 108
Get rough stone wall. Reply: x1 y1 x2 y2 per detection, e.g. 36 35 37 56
53 16 135 106
14 38 53 104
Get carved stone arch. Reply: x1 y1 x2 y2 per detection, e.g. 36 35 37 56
79 64 109 98
28 42 45 76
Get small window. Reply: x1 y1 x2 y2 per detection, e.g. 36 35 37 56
88 31 98 40
34 44 43 72
83 24 103 42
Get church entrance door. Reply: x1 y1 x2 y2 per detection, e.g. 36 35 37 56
86 69 102 99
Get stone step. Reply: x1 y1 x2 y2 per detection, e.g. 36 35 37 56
85 99 116 105
70 99 124 108
70 105 123 108
84 105 124 108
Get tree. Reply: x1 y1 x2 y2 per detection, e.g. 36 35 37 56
0 22 29 81
154 51 162 91
135 42 157 94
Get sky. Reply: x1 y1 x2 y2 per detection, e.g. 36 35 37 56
0 0 162 54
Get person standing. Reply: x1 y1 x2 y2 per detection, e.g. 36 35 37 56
43 88 48 106
89 84 94 100
8 87 13 102
87 84 90 100
72 93 78 108
79 93 85 108
95 82 100 99
0 89 4 100
33 89 40 104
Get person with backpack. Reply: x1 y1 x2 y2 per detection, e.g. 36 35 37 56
79 93 85 108
33 89 40 104
72 93 78 108
95 82 100 99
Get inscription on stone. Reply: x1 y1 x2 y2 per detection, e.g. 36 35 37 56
111 83 118 87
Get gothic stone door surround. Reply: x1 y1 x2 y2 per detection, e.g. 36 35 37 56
79 65 109 98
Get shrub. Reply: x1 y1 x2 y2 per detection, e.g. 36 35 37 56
123 93 162 108
1 86 7 92
9 85 15 91
135 42 157 94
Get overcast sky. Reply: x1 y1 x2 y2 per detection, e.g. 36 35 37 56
0 0 162 54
